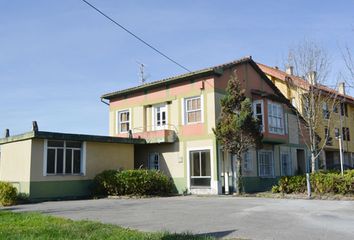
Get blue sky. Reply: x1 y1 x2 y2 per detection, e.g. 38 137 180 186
1 0 353 135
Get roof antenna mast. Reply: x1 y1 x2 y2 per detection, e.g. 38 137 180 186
136 61 148 84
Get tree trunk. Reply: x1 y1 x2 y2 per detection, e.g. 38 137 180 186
235 155 243 194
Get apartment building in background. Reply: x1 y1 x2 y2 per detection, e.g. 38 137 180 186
258 63 354 170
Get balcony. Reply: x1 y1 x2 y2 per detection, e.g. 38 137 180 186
130 125 177 144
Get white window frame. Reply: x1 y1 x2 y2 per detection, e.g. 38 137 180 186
280 151 292 176
43 139 85 176
183 96 203 125
258 150 274 178
189 149 212 188
243 150 252 172
116 109 131 134
268 101 284 135
148 152 160 170
152 104 168 130
253 100 264 132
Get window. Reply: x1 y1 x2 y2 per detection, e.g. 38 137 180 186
342 127 350 141
334 128 340 138
340 103 348 117
281 152 292 176
322 102 330 119
258 151 274 177
190 150 211 187
333 104 338 113
268 102 284 134
325 128 332 146
148 153 159 170
46 140 82 175
185 96 202 124
153 104 167 130
243 151 252 171
117 110 130 133
253 100 264 132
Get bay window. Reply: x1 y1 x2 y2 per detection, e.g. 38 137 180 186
253 100 264 132
268 101 284 134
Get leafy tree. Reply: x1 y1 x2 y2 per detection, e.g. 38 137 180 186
214 71 263 194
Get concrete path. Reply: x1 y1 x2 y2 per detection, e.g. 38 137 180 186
5 196 354 240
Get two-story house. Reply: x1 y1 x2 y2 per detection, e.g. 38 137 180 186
102 57 310 194
258 63 354 170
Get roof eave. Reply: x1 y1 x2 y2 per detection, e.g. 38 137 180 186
101 68 219 100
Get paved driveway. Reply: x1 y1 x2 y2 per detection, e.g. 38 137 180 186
5 196 354 240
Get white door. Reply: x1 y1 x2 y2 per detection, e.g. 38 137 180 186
153 104 167 130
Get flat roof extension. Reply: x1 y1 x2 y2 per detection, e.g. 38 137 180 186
0 131 146 145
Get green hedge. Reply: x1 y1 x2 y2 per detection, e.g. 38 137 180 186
92 169 174 196
272 170 354 195
0 182 17 206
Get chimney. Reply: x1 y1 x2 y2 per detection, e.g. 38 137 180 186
306 71 317 85
285 65 294 75
338 82 346 95
4 129 10 138
32 121 39 132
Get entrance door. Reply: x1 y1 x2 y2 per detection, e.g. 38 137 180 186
153 104 167 130
296 149 306 174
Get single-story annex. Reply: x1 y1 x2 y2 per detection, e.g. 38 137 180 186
0 130 144 200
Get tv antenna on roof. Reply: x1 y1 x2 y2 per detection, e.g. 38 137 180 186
136 61 149 84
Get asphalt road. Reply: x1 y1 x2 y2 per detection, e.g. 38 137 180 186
5 196 354 240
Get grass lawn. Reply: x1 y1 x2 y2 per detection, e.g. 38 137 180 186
0 211 214 240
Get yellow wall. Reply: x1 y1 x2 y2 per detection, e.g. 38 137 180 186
269 74 354 155
0 140 32 193
30 139 134 181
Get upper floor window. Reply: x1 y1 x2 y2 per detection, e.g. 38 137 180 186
252 100 264 132
46 140 83 175
268 101 284 134
322 102 330 119
342 127 350 141
325 128 332 146
340 103 348 117
334 128 340 138
185 96 202 124
117 110 130 133
153 104 167 130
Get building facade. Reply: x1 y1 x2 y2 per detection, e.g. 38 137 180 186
102 57 310 194
258 63 354 170
0 130 143 200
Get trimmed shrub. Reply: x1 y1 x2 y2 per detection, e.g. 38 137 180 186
272 170 354 195
0 182 17 206
93 169 174 197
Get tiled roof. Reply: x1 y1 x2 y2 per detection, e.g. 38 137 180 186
101 57 253 100
257 63 354 103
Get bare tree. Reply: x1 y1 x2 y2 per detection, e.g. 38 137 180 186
285 40 339 172
342 45 354 81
